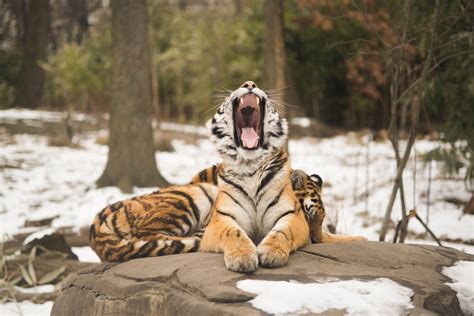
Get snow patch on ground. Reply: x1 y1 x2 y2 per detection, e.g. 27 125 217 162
159 121 210 137
14 284 55 294
0 108 97 124
290 117 311 128
22 228 56 245
443 260 474 315
0 301 53 316
71 246 101 263
236 278 414 315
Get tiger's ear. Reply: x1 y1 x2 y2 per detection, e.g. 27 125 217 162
290 169 306 190
310 174 323 189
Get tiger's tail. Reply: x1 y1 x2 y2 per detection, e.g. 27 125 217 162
89 222 201 262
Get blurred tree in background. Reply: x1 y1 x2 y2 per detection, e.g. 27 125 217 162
97 0 168 192
0 0 472 185
14 0 50 108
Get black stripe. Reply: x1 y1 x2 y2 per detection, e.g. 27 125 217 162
135 228 175 237
167 212 193 231
109 201 124 212
220 174 253 205
256 152 287 196
111 212 126 239
172 240 185 254
150 217 184 234
274 230 290 241
197 184 214 205
165 190 201 223
198 169 207 182
273 210 296 227
261 185 286 218
190 239 200 252
98 209 107 224
137 240 159 258
124 205 135 229
222 191 245 210
216 210 236 220
156 243 169 256
212 126 229 139
212 165 218 184
89 224 96 241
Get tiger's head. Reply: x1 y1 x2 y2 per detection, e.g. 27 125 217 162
211 81 288 165
290 169 325 243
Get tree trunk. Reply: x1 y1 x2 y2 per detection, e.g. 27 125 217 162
14 0 50 108
263 0 287 110
97 0 168 193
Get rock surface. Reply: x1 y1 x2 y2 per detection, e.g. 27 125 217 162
52 241 473 315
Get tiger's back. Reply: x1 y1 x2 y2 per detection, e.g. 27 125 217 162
89 183 217 262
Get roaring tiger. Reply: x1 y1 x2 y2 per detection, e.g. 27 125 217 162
89 166 335 262
199 81 365 273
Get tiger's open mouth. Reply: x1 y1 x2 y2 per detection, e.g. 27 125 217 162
233 93 264 150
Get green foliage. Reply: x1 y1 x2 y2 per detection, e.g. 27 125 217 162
0 50 19 108
45 26 111 111
149 2 263 122
422 2 474 185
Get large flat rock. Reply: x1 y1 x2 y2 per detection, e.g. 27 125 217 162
52 241 473 315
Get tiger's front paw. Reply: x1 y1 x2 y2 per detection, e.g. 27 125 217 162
257 244 289 268
224 245 258 273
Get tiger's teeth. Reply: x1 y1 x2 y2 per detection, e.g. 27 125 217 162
255 96 260 105
240 97 244 105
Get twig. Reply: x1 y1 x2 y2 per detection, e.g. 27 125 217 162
412 210 443 247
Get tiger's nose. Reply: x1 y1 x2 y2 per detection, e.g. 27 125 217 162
241 81 257 90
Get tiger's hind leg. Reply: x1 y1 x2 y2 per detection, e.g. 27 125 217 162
320 231 367 243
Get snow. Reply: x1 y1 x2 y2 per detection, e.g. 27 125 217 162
159 121 210 137
443 260 474 315
0 108 98 124
22 228 56 246
14 285 55 294
236 278 414 315
290 117 312 128
0 301 53 316
71 246 101 263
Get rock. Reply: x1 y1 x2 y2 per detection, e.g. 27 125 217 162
52 242 473 315
23 232 78 260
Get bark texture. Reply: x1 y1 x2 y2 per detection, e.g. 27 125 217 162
263 0 286 93
97 0 168 192
14 0 50 108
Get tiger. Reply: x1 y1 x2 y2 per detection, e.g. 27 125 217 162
89 165 332 262
290 169 367 244
199 80 365 273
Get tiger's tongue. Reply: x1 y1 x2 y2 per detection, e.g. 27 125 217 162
241 127 259 148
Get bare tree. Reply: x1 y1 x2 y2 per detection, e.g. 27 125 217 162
14 0 50 108
97 0 168 193
263 0 286 93
379 0 442 241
